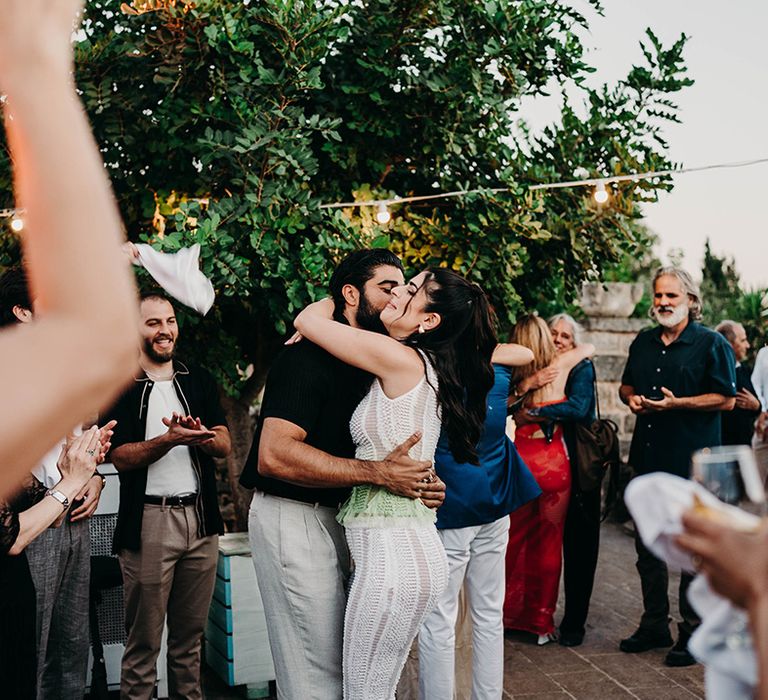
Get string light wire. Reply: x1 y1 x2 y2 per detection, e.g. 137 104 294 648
1 156 767 220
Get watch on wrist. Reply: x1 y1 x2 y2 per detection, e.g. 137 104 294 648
46 488 70 510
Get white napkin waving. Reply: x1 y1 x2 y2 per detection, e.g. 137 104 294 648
133 243 215 315
625 473 760 693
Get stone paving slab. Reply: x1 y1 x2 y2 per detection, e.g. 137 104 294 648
202 521 705 699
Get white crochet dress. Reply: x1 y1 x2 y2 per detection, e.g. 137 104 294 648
341 353 449 700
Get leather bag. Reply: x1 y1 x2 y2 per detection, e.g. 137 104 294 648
571 361 620 492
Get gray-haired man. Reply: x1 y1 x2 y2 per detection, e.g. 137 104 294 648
618 267 737 666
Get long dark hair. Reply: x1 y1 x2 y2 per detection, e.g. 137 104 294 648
404 268 497 464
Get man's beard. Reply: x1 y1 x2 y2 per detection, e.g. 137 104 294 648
355 294 387 334
143 336 176 363
652 303 689 328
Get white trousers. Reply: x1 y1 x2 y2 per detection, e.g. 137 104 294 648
248 491 350 700
344 524 448 700
418 516 510 700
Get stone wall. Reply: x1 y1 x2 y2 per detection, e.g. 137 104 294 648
581 316 650 459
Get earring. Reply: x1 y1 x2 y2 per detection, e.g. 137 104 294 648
418 323 425 334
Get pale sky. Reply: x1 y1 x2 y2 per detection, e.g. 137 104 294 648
520 0 768 289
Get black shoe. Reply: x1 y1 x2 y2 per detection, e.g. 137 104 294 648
664 636 697 667
559 630 584 647
619 628 673 653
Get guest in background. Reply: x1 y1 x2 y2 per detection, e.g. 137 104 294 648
504 315 594 644
716 320 761 445
618 267 736 666
106 293 231 700
0 429 101 698
753 345 768 410
514 314 598 647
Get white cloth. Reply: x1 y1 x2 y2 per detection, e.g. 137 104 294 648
419 516 509 700
144 381 197 497
625 473 760 697
133 243 215 315
752 346 768 410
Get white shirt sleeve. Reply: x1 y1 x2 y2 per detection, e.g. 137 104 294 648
752 346 768 410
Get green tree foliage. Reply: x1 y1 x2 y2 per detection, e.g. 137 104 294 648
0 0 693 402
700 240 768 357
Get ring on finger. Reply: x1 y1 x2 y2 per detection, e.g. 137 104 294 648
86 449 96 456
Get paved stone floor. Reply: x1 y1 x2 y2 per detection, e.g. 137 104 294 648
202 521 705 699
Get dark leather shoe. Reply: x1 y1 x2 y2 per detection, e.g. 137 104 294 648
619 628 673 653
559 630 584 647
664 636 697 667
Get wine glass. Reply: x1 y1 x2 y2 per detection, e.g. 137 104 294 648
690 444 766 516
690 444 765 651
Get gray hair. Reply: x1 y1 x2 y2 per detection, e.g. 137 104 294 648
715 319 742 344
651 266 703 321
548 313 583 346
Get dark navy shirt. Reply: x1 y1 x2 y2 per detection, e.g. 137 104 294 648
621 322 737 477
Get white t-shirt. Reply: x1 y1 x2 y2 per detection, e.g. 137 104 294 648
144 380 198 497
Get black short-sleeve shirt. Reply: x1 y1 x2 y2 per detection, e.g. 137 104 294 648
239 341 372 507
621 322 737 477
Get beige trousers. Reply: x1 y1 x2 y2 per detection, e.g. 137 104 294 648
118 504 218 700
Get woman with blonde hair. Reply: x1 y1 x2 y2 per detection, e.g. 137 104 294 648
503 315 594 643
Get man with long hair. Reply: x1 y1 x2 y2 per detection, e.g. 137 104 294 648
619 267 737 667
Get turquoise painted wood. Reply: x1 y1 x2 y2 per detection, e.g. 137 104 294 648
208 596 233 632
213 574 232 607
205 641 235 686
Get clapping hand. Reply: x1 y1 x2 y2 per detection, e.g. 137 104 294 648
162 412 216 446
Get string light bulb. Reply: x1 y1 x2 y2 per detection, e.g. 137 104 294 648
10 218 24 233
375 203 391 225
593 182 609 204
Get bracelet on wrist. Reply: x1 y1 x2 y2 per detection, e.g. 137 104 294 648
46 488 70 510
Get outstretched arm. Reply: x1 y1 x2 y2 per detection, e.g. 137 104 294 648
294 299 423 395
258 418 445 507
555 343 596 372
0 1 138 497
492 343 534 367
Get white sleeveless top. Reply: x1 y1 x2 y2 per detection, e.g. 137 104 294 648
337 351 442 527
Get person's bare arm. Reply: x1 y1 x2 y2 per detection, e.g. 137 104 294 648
199 426 231 458
556 343 596 372
491 343 534 367
10 428 100 553
177 416 231 458
642 389 735 412
294 299 424 396
258 418 445 506
0 1 137 496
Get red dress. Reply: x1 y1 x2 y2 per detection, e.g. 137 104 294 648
504 403 571 635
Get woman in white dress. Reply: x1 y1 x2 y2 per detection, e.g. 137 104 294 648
294 267 497 699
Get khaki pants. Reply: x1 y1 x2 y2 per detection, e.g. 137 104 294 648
119 504 218 700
